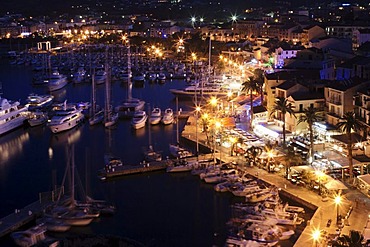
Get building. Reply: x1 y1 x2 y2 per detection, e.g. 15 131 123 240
353 29 370 51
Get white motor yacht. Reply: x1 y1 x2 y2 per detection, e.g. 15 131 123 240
131 110 147 129
0 96 29 135
47 105 84 133
149 107 161 125
115 98 145 118
28 111 48 127
26 93 54 111
161 108 174 125
94 70 107 85
46 71 68 91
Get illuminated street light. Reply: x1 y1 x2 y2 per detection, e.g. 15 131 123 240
312 229 321 247
195 106 201 158
335 195 342 224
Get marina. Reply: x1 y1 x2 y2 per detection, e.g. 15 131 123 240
0 45 368 247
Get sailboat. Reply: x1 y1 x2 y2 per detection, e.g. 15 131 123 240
89 71 104 126
44 146 96 226
104 60 118 128
115 38 145 118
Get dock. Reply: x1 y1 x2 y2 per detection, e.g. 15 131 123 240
99 159 174 180
0 188 63 238
0 199 55 238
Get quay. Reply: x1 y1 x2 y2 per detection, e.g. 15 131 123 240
0 194 57 238
180 115 370 247
99 159 174 180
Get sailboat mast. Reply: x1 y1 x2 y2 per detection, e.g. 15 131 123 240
90 68 96 117
127 38 132 100
70 145 76 207
208 35 211 79
104 47 110 122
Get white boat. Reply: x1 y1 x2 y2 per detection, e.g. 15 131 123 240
47 104 84 133
72 67 86 83
148 73 157 83
94 69 107 84
0 96 29 135
115 98 145 118
169 84 229 98
36 217 71 233
149 107 161 125
131 110 147 129
89 110 104 126
11 224 52 247
157 72 166 83
133 72 145 86
143 145 162 162
28 111 48 127
46 71 68 91
25 94 54 111
166 159 193 172
169 144 192 158
161 108 174 125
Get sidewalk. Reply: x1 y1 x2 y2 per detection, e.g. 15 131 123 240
181 116 370 246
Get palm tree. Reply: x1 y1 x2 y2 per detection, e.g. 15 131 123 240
297 105 322 164
246 146 263 168
336 111 363 181
270 97 295 147
332 230 364 247
253 69 264 105
282 146 302 177
242 76 259 128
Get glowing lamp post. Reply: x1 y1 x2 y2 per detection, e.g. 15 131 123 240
210 96 218 113
195 106 201 158
335 195 342 224
312 229 321 247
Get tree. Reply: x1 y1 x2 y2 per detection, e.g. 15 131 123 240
281 146 302 177
332 230 364 247
241 76 259 128
297 105 322 164
270 97 295 147
246 146 262 167
253 69 264 105
336 111 363 181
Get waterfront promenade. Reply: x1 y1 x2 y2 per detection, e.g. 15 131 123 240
181 115 370 246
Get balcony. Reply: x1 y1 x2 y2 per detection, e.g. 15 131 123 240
327 98 342 106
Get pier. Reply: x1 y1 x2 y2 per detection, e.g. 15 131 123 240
0 188 62 238
99 159 174 180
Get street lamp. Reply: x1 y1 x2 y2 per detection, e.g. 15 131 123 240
210 96 218 112
195 106 201 159
335 195 342 224
312 229 321 247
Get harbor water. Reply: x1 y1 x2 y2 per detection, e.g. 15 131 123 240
0 58 313 247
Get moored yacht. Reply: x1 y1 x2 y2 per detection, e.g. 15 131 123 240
115 98 145 118
27 111 48 127
0 96 29 135
47 104 84 133
46 71 68 92
131 110 147 129
149 107 161 125
25 93 54 111
94 69 107 85
161 108 174 125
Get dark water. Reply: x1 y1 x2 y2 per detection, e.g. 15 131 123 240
0 59 313 247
